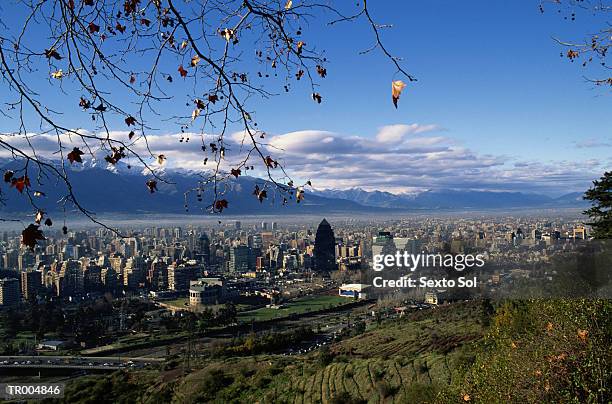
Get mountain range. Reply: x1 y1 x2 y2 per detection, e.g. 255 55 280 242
0 160 589 216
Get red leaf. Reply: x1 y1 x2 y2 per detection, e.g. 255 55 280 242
21 224 45 250
125 116 137 126
215 199 229 212
67 147 84 164
178 65 188 77
11 176 30 193
88 22 100 34
230 168 241 178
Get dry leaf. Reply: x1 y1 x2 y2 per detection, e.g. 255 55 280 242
11 176 30 193
285 0 292 10
146 179 158 193
51 69 64 79
215 199 229 212
392 80 407 108
67 147 84 164
157 154 167 165
192 108 201 121
22 224 45 249
178 65 188 77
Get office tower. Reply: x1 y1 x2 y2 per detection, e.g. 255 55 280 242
229 246 256 272
0 278 20 306
314 218 336 272
21 270 42 301
197 233 211 266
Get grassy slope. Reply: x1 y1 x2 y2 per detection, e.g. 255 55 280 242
56 299 611 404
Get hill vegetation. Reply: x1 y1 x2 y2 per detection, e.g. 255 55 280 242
54 299 610 403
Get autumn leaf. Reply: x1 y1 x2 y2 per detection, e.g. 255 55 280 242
44 48 62 60
316 65 327 78
192 108 201 121
215 199 229 212
253 185 267 203
129 74 136 84
231 168 241 178
79 97 91 109
35 210 44 224
33 190 46 197
140 18 151 27
191 55 201 67
44 218 53 226
62 225 68 235
157 154 166 165
264 156 278 168
546 322 554 332
208 94 219 104
312 93 322 104
128 130 135 140
577 329 588 342
51 69 64 79
296 41 305 55
392 80 407 108
296 187 305 203
462 394 471 402
11 176 30 193
178 65 188 77
67 147 84 164
146 179 158 193
22 224 45 250
125 116 137 126
3 170 14 183
115 23 126 33
105 146 126 164
567 49 579 60
219 28 234 42
180 40 188 49
285 0 292 10
88 22 100 34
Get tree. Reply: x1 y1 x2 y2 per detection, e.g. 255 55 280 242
0 0 413 239
583 171 612 239
542 0 611 87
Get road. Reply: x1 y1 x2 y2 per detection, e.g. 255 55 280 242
0 355 162 371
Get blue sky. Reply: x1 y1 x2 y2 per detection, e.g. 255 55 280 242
0 0 609 195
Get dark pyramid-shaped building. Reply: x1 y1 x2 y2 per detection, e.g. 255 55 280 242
314 218 336 272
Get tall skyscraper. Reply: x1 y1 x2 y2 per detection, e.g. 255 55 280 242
314 218 336 272
0 278 20 306
197 233 211 266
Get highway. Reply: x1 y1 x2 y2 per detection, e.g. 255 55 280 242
0 355 162 371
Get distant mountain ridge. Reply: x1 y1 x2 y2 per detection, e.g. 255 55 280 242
0 160 589 215
313 187 589 210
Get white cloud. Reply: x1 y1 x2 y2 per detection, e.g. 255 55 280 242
1 125 608 195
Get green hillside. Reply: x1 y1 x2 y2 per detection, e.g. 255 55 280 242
55 299 610 404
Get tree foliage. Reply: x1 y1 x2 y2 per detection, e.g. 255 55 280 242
0 0 414 241
584 171 612 239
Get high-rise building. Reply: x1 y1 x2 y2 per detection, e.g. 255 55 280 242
573 227 587 240
314 219 336 272
21 270 42 301
0 278 20 306
229 246 256 272
197 233 211 266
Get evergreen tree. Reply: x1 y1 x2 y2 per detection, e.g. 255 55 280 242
583 171 612 239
